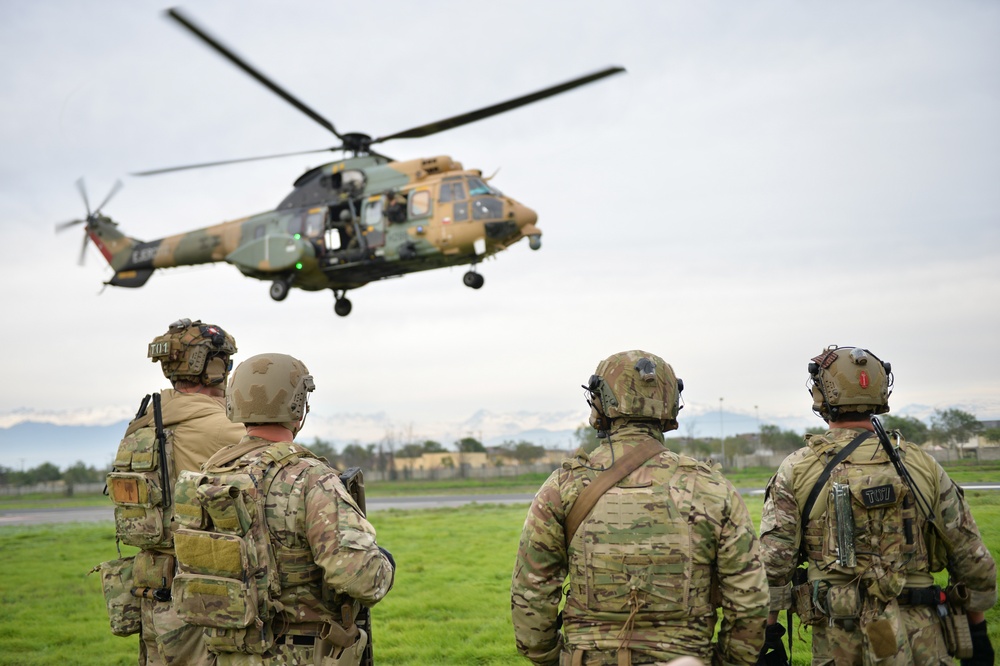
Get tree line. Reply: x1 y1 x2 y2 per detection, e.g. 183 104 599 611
2 408 994 487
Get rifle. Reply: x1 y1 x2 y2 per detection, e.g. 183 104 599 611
152 393 171 509
339 466 374 666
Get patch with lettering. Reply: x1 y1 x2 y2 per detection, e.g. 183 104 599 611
861 484 896 507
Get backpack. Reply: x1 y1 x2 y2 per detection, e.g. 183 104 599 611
106 393 174 549
171 441 314 654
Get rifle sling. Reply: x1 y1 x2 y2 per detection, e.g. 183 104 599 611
798 430 873 560
564 438 666 545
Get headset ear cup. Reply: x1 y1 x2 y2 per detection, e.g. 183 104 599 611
203 356 228 386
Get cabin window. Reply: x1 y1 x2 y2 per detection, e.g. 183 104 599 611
342 170 365 190
365 198 384 224
409 189 431 217
254 225 266 239
472 197 503 220
305 210 325 237
454 201 469 222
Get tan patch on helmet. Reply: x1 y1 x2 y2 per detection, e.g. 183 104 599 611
234 385 288 418
250 357 273 374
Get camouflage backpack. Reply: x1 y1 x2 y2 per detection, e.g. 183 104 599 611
170 441 317 655
106 393 175 549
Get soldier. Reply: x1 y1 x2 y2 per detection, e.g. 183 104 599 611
511 350 768 666
759 345 997 665
171 353 395 665
105 318 244 665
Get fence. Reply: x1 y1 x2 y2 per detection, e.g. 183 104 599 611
0 481 104 496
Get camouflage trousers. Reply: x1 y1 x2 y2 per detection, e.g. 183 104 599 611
138 596 215 666
810 604 950 666
559 647 709 666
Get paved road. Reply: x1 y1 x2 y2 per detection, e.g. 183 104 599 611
0 493 538 527
4 485 999 527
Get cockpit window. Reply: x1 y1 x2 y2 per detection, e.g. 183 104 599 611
439 181 467 203
467 177 495 196
472 197 503 220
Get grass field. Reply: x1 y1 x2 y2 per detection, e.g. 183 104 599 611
1 488 998 664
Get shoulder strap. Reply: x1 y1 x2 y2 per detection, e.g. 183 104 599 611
564 438 666 545
800 431 873 530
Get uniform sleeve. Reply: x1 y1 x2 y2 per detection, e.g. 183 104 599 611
935 465 998 612
511 472 566 666
715 481 768 666
759 458 801 591
304 470 394 605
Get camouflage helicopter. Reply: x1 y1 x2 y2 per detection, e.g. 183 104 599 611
57 8 624 316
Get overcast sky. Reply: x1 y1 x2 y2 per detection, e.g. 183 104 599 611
1 1 998 453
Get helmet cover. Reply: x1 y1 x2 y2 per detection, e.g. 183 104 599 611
226 353 315 427
148 318 237 386
808 345 892 420
586 350 684 432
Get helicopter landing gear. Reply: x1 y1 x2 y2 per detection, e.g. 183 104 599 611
528 234 542 251
462 270 485 290
333 290 353 317
269 277 293 301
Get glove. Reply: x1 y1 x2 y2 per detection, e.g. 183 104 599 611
756 623 789 666
961 620 995 666
378 545 396 570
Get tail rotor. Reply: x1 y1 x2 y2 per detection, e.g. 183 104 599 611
56 178 123 265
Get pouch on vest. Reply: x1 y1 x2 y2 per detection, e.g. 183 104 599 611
318 628 368 666
820 460 920 601
108 395 174 549
91 556 141 637
171 450 305 655
860 599 907 662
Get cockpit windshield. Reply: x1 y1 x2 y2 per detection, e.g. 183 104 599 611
467 177 501 197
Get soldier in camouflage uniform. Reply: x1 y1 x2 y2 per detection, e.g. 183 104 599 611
117 318 245 665
511 350 768 666
759 345 997 665
188 353 395 665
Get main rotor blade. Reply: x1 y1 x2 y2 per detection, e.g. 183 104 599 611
94 179 123 214
166 8 342 138
132 146 343 176
78 232 89 266
371 66 626 144
76 178 91 216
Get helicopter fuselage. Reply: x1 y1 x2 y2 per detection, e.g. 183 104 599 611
89 155 540 296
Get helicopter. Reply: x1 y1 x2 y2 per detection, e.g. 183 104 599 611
57 8 625 316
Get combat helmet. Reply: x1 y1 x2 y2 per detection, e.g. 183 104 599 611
584 350 684 434
808 345 892 420
148 318 237 387
226 353 315 433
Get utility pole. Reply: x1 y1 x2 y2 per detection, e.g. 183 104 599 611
755 405 761 449
719 397 725 468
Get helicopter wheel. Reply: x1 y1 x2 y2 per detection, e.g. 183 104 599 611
463 271 485 290
269 278 292 302
334 297 353 317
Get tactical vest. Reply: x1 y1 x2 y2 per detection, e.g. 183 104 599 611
171 441 319 655
800 434 930 601
107 394 175 550
566 456 713 620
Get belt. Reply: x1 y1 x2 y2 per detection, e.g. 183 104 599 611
277 634 315 646
898 586 946 607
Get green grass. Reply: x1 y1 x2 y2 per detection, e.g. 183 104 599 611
1 490 998 665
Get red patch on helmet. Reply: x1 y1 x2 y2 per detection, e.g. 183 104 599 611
859 370 870 388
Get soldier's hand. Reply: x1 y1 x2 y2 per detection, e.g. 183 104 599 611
961 620 994 666
756 623 788 666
